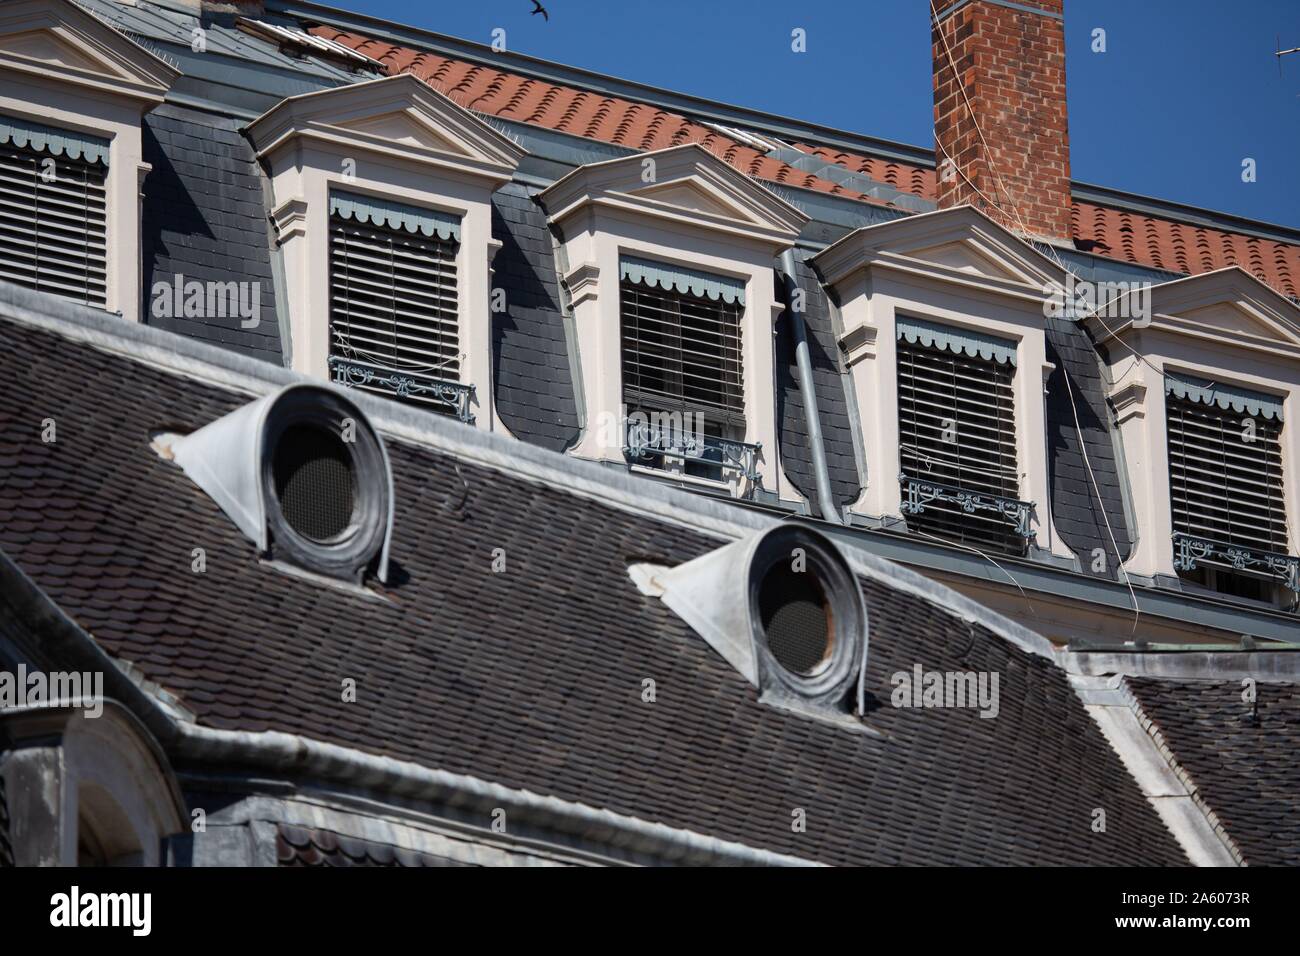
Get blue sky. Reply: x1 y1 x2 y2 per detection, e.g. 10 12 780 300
345 0 1300 228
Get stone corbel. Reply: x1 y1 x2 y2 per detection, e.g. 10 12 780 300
271 197 309 244
1110 380 1148 425
563 261 600 308
839 323 879 367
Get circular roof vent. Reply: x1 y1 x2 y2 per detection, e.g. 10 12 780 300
171 384 394 584
747 525 864 703
272 424 356 543
758 562 833 677
262 388 389 580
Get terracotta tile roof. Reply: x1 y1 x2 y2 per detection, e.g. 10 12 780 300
791 142 939 202
309 27 894 207
1071 200 1300 300
309 28 1300 300
794 143 1300 299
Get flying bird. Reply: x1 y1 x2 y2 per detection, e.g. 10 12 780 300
531 1 549 21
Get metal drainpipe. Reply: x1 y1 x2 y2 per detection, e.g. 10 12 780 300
780 248 842 525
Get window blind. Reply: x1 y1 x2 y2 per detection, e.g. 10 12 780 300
620 276 745 426
897 330 1024 554
0 141 108 308
1166 390 1289 565
328 205 461 412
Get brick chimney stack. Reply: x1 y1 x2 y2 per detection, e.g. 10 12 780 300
932 0 1072 243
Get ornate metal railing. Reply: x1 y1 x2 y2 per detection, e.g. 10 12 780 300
329 357 475 424
624 416 762 489
1172 532 1300 593
899 474 1035 540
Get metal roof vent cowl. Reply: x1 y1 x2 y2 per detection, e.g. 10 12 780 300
171 384 394 584
635 525 868 722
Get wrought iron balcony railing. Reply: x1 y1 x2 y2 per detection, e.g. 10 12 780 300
899 474 1035 540
1172 531 1300 593
624 416 762 490
329 356 475 424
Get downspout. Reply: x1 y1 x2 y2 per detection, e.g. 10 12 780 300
779 248 841 525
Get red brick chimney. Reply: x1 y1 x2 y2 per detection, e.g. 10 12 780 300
932 0 1072 243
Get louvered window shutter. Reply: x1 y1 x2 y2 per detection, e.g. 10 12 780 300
0 139 108 308
897 322 1025 554
328 200 465 417
1166 390 1290 577
620 265 746 479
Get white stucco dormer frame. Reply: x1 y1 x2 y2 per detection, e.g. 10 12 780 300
0 0 177 321
1087 267 1300 584
538 143 809 502
812 204 1075 563
245 74 525 431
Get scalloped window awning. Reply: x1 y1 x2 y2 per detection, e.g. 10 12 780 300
620 256 746 306
0 114 109 166
896 315 1017 366
1165 374 1285 422
329 191 460 242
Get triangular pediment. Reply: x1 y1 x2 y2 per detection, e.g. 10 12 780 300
246 74 525 178
1181 302 1289 340
539 144 809 243
628 177 758 221
333 110 468 157
1148 267 1300 347
813 204 1069 293
907 239 1026 282
0 0 177 99
0 28 104 72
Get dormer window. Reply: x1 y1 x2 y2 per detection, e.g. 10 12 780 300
327 191 470 421
813 206 1074 564
0 0 177 321
1164 375 1293 601
1089 267 1300 608
246 74 523 431
619 257 751 483
0 116 109 308
896 316 1030 555
539 144 809 502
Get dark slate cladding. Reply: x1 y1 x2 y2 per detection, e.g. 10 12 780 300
0 314 1187 865
1043 317 1132 576
490 182 580 451
141 105 282 362
775 257 862 514
1128 677 1300 866
276 825 465 867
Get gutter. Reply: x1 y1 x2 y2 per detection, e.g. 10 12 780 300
779 248 841 525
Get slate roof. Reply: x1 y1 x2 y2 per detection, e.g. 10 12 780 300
0 294 1190 865
51 1 1294 594
490 182 580 451
141 104 283 362
276 825 464 867
1128 676 1300 866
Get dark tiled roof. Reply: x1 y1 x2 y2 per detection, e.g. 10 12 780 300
0 306 1187 865
276 824 464 867
1128 677 1300 866
1042 316 1133 575
141 105 283 361
490 182 580 450
776 257 862 512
